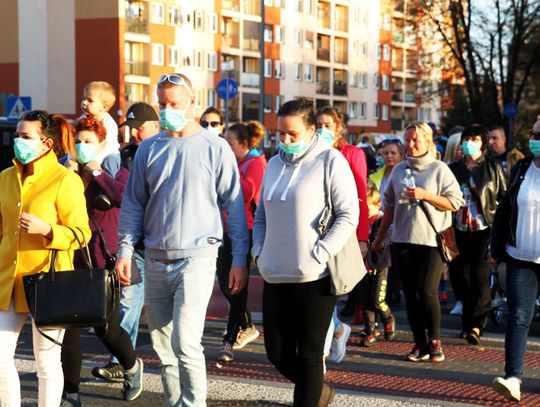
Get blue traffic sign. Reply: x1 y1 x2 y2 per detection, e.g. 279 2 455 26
6 96 32 121
217 78 238 100
504 103 518 119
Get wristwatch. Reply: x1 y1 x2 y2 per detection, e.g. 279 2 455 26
92 169 102 177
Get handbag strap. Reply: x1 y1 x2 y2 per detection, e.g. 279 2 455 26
317 150 333 236
47 226 92 281
88 213 115 264
418 201 439 236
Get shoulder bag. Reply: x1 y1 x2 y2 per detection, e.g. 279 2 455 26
317 151 367 296
419 202 460 263
23 226 120 342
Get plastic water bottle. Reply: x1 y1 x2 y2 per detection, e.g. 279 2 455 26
404 168 420 206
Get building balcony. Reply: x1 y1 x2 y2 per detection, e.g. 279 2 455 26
317 48 330 62
335 50 348 65
335 17 348 32
222 0 241 12
316 80 330 95
334 81 347 96
242 37 260 52
393 31 404 44
223 33 240 49
125 15 149 34
240 72 260 88
404 92 416 103
125 60 149 76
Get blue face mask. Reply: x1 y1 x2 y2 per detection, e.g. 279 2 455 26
316 128 335 145
376 156 385 167
13 138 41 164
160 102 191 132
461 140 481 157
279 140 309 155
75 143 98 164
530 140 540 157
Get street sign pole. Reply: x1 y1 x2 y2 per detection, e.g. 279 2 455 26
258 2 265 124
225 81 229 131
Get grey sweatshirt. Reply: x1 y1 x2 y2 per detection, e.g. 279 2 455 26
252 135 359 284
383 153 464 247
117 130 249 265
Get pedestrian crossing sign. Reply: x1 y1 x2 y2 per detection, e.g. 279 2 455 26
6 96 32 121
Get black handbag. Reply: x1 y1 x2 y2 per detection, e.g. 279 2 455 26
23 226 120 338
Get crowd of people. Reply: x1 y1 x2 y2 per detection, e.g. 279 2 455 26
0 71 538 406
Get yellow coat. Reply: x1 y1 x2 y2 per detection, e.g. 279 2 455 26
0 150 91 313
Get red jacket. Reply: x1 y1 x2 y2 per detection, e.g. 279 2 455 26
340 144 369 241
238 154 267 230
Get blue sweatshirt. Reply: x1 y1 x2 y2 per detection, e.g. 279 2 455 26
117 130 249 266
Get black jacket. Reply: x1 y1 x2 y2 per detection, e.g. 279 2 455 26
448 155 507 227
120 142 138 171
491 156 535 261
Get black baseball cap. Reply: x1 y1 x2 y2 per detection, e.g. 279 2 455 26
119 102 159 128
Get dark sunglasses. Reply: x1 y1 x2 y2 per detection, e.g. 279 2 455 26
530 130 540 140
201 120 222 128
20 110 47 121
381 138 402 146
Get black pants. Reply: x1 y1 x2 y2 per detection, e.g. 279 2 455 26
216 233 253 344
394 243 443 344
386 244 402 305
61 311 136 393
263 277 336 407
448 229 491 333
360 268 392 325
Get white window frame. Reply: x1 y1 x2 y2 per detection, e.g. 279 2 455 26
303 64 313 82
195 88 203 108
275 94 284 113
275 25 284 44
374 73 380 90
151 3 165 24
382 75 390 91
383 44 391 61
208 13 218 33
349 72 357 87
294 63 302 81
193 49 203 69
168 46 179 67
264 24 273 42
207 52 218 72
207 89 217 108
274 60 284 78
168 6 180 26
383 14 391 30
376 44 382 60
152 43 164 66
359 72 367 88
361 41 367 56
294 29 303 47
374 103 380 120
348 101 357 119
382 104 389 121
194 10 204 30
264 59 272 78
359 102 367 119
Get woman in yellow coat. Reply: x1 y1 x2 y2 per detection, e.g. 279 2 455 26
0 110 91 407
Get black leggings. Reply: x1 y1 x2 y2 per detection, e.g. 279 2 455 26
360 267 392 325
61 311 136 393
448 229 491 333
216 233 253 344
263 277 336 407
394 243 443 344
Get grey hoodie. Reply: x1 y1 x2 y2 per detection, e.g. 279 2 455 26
252 135 359 284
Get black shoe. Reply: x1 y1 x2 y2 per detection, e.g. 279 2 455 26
60 392 82 407
91 362 124 383
466 328 481 346
123 358 144 401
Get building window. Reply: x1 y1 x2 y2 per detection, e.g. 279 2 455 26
305 31 314 48
374 73 380 90
195 88 203 108
383 44 391 61
125 83 150 104
275 25 284 43
294 0 303 12
208 52 218 71
359 72 367 88
275 94 284 112
303 64 313 82
294 29 303 47
382 75 390 90
152 43 164 65
151 3 165 24
348 101 357 119
264 94 273 113
350 40 357 57
376 44 382 60
264 59 272 78
193 10 204 30
349 72 357 87
168 6 180 26
361 41 367 56
207 89 217 108
193 49 203 68
264 24 273 42
382 104 389 120
275 60 284 78
294 63 302 80
374 103 380 120
359 102 366 119
208 13 218 33
168 46 179 67
383 14 391 30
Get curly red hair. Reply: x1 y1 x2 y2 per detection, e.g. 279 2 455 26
74 117 107 143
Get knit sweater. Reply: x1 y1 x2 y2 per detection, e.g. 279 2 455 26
383 153 464 247
252 135 359 283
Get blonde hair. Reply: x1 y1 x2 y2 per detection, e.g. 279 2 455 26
443 132 462 163
405 121 435 154
84 81 116 109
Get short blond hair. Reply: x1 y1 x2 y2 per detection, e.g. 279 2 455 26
84 81 116 110
405 121 435 154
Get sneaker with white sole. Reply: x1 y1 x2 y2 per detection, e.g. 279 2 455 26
406 343 430 362
493 376 521 402
123 358 143 401
329 323 351 363
91 362 124 382
233 325 260 349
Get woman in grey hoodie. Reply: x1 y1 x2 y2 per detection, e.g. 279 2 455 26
252 98 359 406
372 121 464 363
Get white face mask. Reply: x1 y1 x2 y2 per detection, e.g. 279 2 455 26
207 126 221 136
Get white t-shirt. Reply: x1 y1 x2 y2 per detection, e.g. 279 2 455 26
506 161 540 264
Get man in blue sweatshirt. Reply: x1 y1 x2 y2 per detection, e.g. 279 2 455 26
116 73 249 406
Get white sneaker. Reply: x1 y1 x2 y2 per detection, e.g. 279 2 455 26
450 301 463 315
492 376 521 402
329 323 352 363
233 326 260 349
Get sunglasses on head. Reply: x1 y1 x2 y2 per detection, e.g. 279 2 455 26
200 120 222 128
381 138 402 146
158 74 193 96
530 130 540 140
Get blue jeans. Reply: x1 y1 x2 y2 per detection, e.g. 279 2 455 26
145 256 216 407
504 256 540 379
110 252 145 364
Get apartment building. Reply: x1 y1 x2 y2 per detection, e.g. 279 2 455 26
0 0 455 138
